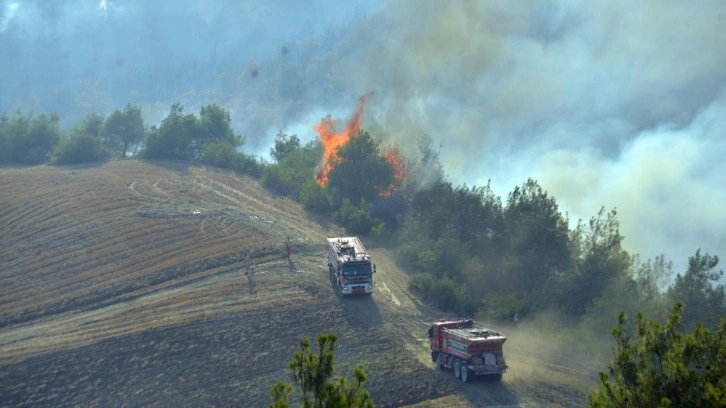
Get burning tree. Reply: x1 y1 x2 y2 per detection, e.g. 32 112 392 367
314 94 407 199
310 95 410 235
314 94 369 187
326 131 395 207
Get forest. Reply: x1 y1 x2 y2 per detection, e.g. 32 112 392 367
2 103 725 405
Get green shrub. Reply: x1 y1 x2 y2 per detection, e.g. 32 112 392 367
52 134 109 165
334 199 383 235
200 142 263 177
300 180 331 213
261 164 294 196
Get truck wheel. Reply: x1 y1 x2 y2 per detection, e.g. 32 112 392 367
453 360 461 379
491 373 503 382
461 365 471 383
436 353 446 370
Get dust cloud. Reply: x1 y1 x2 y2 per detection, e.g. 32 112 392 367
502 310 611 392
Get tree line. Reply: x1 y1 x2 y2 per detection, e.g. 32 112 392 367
0 104 262 175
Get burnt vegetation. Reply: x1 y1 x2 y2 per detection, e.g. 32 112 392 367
2 103 725 407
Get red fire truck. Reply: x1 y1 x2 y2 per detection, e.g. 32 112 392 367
428 319 508 382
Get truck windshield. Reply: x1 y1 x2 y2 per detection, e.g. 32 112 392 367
341 263 372 277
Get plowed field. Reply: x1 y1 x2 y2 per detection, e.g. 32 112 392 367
0 160 594 407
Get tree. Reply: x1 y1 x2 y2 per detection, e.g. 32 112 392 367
52 133 108 164
2 111 61 165
199 141 263 177
407 181 505 250
403 134 444 192
562 207 632 316
49 112 108 164
102 104 145 158
326 131 394 207
270 131 302 163
0 113 11 163
73 112 105 139
143 104 198 160
333 199 386 236
262 138 322 200
143 103 243 161
668 250 725 331
635 255 675 304
269 333 374 408
196 104 240 157
300 180 331 213
588 303 726 407
503 179 572 299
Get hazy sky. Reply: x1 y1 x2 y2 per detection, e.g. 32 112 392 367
2 0 725 274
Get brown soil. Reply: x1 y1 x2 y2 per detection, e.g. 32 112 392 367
0 160 593 407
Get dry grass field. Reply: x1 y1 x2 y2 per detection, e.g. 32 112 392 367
0 160 593 407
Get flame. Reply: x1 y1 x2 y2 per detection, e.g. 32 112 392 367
384 143 408 182
314 94 369 186
381 143 408 197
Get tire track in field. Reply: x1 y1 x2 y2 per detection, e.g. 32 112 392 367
0 253 331 365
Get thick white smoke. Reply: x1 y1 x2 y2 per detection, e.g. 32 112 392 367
334 0 726 273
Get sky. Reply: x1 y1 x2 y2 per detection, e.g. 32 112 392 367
1 0 725 275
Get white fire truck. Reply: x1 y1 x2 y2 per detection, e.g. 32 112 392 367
327 236 375 296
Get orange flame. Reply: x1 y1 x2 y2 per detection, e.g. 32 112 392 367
314 94 369 186
381 143 408 196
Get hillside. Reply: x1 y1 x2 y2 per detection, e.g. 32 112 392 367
0 160 592 407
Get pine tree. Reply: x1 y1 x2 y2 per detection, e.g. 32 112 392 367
269 333 375 408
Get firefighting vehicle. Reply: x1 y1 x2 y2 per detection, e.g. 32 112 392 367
428 318 508 382
327 236 375 296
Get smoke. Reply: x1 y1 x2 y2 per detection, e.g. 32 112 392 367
1 0 724 273
329 0 726 273
0 1 19 32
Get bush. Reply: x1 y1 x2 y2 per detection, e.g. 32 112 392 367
300 180 331 213
200 142 241 168
52 134 109 165
261 164 295 196
410 273 435 296
0 114 9 163
232 153 264 178
2 111 61 165
334 199 385 236
199 142 264 177
409 273 473 315
476 294 525 325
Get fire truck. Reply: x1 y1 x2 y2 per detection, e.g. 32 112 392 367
428 319 508 382
327 236 375 296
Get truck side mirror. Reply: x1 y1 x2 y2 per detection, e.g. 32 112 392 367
373 265 377 273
